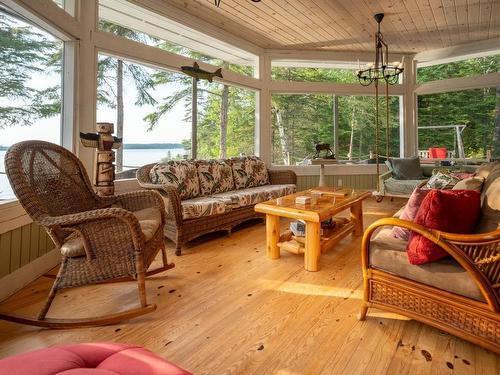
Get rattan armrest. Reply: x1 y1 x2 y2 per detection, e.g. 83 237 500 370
361 217 500 310
114 190 166 224
268 169 297 185
39 208 145 259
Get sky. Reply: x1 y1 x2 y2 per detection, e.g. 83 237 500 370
0 14 191 147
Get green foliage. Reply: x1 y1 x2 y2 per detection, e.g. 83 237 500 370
0 13 61 128
417 55 500 158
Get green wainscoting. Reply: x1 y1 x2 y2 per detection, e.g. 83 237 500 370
0 222 54 279
296 174 377 191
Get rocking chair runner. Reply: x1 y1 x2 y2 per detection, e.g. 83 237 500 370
1 141 174 328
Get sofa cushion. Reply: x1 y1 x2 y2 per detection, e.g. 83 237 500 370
392 187 431 240
426 171 459 189
196 159 234 196
181 196 232 220
370 228 484 301
0 343 192 375
231 156 269 189
60 207 162 257
388 157 424 180
383 177 425 196
452 176 485 192
407 189 481 265
477 161 500 232
210 184 296 209
150 161 200 200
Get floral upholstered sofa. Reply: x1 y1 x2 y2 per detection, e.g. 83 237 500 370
137 156 296 255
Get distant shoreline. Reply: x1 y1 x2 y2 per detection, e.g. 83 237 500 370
0 143 184 151
123 143 184 149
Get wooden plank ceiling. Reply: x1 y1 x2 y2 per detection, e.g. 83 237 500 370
165 0 500 53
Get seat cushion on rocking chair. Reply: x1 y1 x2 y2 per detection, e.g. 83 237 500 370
0 342 192 375
60 208 162 258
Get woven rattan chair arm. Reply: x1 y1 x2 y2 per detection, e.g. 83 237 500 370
361 217 500 310
114 190 166 222
40 208 145 259
268 169 297 185
158 186 183 225
39 208 137 227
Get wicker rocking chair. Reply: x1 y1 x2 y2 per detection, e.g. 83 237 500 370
1 141 174 328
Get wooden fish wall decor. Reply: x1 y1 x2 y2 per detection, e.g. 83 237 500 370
181 62 223 82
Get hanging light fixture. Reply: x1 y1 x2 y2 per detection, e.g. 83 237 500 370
215 0 261 7
357 13 404 86
357 13 404 193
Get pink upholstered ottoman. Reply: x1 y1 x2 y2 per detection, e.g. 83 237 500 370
0 343 192 375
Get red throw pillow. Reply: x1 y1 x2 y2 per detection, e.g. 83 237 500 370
392 187 431 240
407 189 481 265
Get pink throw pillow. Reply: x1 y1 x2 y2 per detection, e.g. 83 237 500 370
392 187 431 241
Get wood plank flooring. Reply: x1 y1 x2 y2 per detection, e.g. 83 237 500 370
0 197 498 374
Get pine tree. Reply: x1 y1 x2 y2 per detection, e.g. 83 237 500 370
0 13 61 129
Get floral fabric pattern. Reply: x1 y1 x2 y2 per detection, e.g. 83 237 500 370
210 184 296 209
426 171 460 189
150 161 200 200
231 156 269 189
196 160 234 196
181 196 232 220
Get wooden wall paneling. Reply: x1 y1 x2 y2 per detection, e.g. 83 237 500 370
0 232 11 279
20 225 30 268
29 223 39 263
38 226 47 257
479 0 494 40
9 228 22 273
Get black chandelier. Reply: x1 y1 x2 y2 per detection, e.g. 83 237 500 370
215 0 260 7
357 13 404 86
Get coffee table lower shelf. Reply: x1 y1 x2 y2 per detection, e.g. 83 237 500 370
278 221 356 255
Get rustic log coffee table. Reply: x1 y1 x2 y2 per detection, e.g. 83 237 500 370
254 187 371 272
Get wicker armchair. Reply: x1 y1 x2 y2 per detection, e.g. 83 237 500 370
359 162 500 353
1 141 174 328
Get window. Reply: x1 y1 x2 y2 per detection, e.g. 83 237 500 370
197 80 256 159
0 10 63 200
271 94 334 165
96 54 256 171
417 55 500 83
271 64 359 83
96 54 191 172
271 94 400 165
418 88 498 159
337 96 400 161
98 0 257 77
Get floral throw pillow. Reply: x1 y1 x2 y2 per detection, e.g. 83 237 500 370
149 161 200 200
231 156 269 189
197 160 234 195
426 171 459 189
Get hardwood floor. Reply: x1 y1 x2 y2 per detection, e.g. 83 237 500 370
0 197 498 374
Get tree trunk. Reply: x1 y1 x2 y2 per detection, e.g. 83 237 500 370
494 85 500 159
220 85 229 159
274 108 290 165
116 59 124 172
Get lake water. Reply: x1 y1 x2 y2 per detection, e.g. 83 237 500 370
0 148 185 200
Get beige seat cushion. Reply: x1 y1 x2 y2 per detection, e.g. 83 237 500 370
60 207 162 258
181 196 233 220
452 176 485 192
369 228 484 301
210 184 296 209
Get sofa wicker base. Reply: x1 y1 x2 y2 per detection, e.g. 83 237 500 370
165 205 264 255
360 269 500 354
